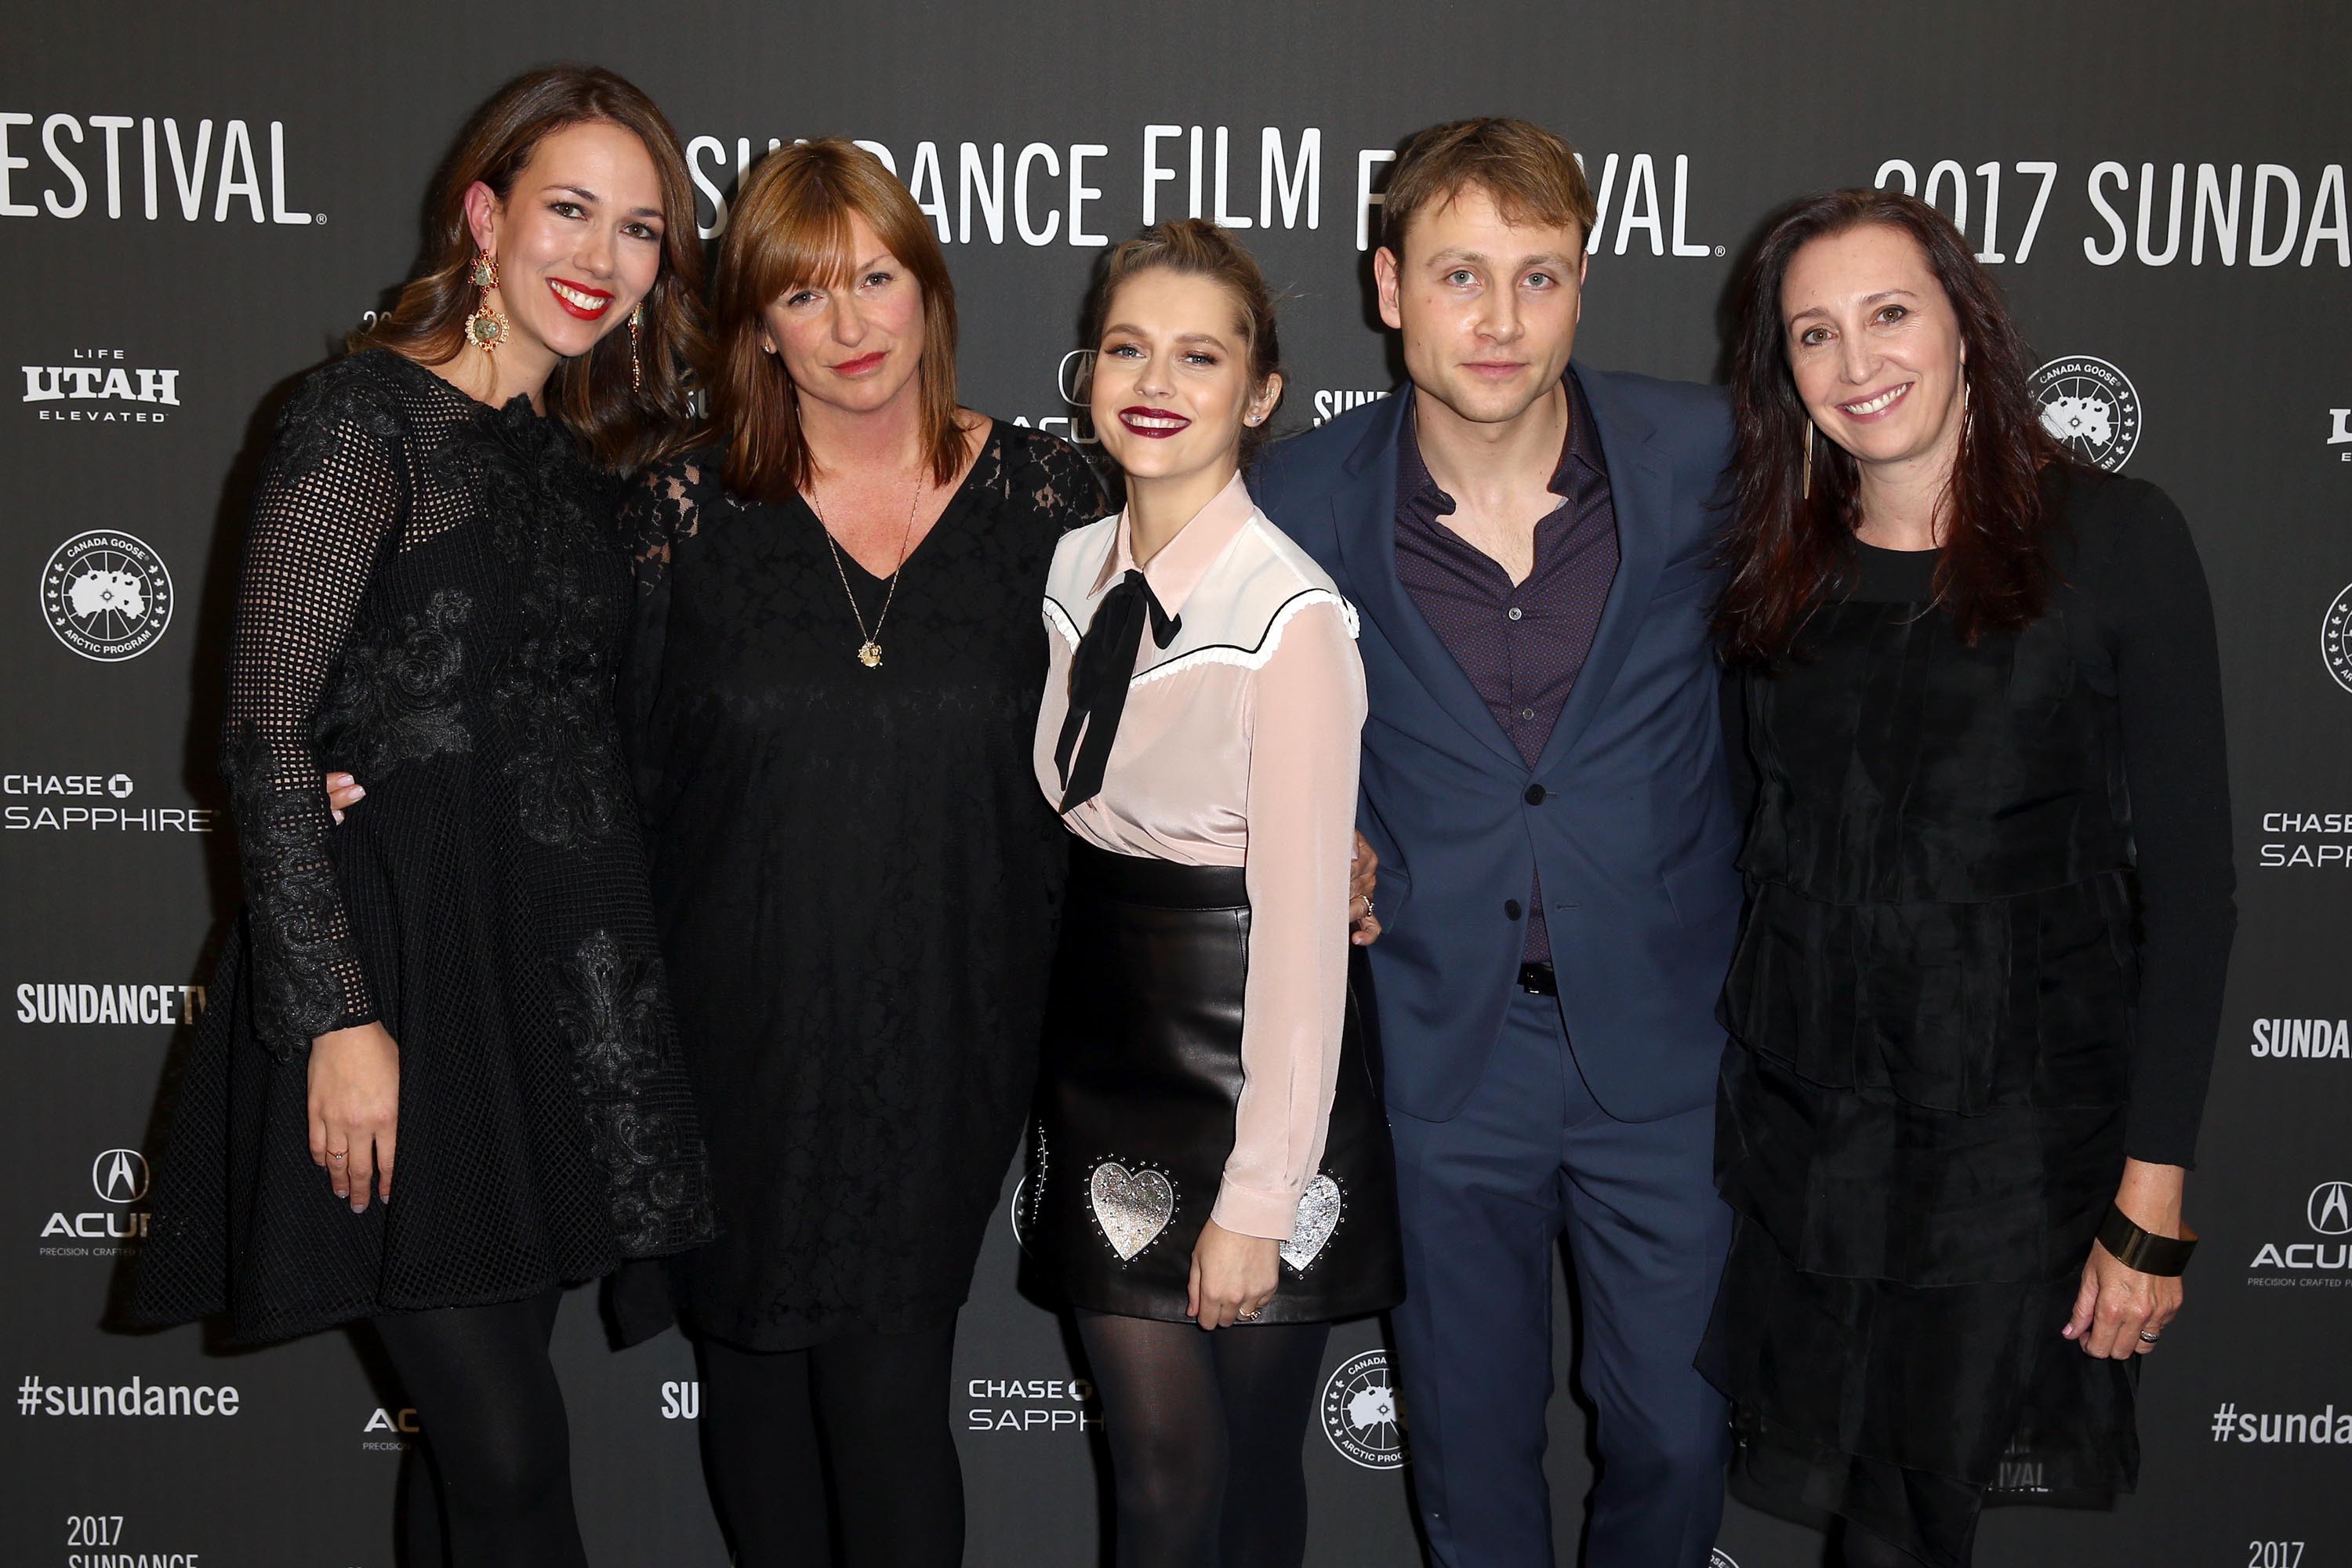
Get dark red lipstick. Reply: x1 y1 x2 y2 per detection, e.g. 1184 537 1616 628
1117 405 1191 438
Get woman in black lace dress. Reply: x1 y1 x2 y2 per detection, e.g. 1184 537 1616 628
613 140 1105 1568
133 68 713 1567
1708 191 2234 1567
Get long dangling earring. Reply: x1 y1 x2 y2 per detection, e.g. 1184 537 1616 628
1799 420 1815 500
629 301 644 393
465 249 510 355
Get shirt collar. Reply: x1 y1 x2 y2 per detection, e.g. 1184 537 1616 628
1089 470 1255 619
1399 365 1606 514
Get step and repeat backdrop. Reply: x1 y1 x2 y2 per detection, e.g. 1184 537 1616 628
4 2 2347 1564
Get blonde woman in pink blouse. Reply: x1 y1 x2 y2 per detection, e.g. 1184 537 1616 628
1025 220 1405 1568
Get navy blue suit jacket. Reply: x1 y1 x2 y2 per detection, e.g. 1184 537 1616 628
1250 364 1743 1123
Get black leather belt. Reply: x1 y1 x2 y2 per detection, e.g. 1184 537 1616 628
1516 961 1558 996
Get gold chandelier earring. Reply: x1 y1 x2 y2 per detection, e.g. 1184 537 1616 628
465 249 510 354
1800 419 1816 500
629 301 644 393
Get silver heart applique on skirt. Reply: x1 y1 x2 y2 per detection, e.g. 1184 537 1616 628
1280 1174 1342 1272
1089 1161 1175 1261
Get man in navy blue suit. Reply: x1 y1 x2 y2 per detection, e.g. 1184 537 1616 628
1250 118 1742 1566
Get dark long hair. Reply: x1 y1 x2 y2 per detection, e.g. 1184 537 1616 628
1713 189 2059 664
356 64 706 473
705 140 964 503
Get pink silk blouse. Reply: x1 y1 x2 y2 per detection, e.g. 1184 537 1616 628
1034 473 1367 1241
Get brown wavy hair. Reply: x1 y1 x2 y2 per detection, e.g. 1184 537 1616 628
1713 189 2060 665
1090 218 1283 462
706 140 964 503
355 64 705 473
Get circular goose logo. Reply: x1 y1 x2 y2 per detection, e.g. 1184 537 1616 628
1321 1348 1406 1469
42 531 173 661
2030 355 2141 471
2323 584 2352 694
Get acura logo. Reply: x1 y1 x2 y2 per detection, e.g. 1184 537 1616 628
2310 1181 2352 1236
93 1148 149 1203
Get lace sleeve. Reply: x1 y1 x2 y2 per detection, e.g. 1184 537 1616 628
618 453 714 831
1021 430 1112 533
221 365 404 1061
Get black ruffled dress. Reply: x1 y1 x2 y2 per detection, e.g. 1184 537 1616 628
134 349 713 1344
1708 466 2234 1564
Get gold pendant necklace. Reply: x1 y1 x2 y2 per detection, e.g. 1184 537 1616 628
809 468 924 670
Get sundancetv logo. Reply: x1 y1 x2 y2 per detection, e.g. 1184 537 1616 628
14 981 207 1025
40 530 172 661
2030 355 2140 471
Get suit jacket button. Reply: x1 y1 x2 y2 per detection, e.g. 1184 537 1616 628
1524 784 1546 805
1504 899 1523 920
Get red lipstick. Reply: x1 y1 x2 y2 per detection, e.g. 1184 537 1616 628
547 278 613 320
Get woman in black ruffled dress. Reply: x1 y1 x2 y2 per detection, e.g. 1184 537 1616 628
133 68 713 1567
1708 191 2234 1567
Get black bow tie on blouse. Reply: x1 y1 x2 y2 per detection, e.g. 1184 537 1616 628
1054 569 1182 813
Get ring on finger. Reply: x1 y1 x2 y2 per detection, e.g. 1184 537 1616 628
1237 1308 1263 1323
328 1150 347 1162
2137 1330 2161 1344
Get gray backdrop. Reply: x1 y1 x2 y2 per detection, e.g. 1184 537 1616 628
5 2 2348 1564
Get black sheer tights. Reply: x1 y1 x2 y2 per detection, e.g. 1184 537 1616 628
376 1289 584 1568
1077 1310 1331 1568
696 1319 964 1568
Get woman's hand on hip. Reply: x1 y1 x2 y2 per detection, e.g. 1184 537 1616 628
322 770 367 825
1189 1218 1280 1330
2064 1159 2187 1359
308 1022 399 1213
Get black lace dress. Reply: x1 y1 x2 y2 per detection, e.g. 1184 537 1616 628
133 349 713 1345
619 423 1105 1350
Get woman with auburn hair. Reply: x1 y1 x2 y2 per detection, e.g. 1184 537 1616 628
1026 220 1403 1568
1707 189 2235 1566
133 64 713 1567
613 138 1106 1566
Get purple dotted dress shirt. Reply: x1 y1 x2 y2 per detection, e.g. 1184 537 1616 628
1395 368 1619 963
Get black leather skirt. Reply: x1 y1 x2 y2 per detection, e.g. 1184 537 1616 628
1026 840 1404 1324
